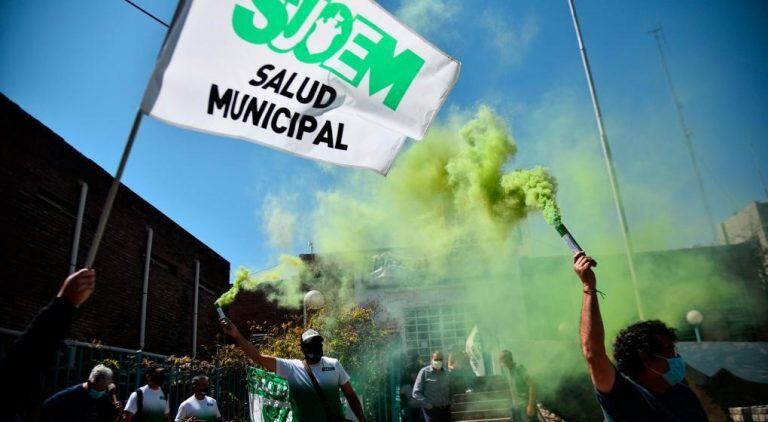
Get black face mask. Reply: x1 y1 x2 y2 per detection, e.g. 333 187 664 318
195 388 209 396
303 343 323 363
150 374 166 385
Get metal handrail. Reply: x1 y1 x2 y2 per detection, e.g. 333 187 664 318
0 326 167 359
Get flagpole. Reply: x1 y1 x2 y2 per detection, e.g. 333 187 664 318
85 110 145 267
566 0 644 319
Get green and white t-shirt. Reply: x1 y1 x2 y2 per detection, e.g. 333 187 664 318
174 395 221 422
276 357 350 422
125 385 170 422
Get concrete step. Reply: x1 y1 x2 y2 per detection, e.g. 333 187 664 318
472 375 508 389
452 398 512 412
452 407 510 421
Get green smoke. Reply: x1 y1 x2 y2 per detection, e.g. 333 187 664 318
217 106 563 308
232 103 748 420
448 107 561 225
216 255 306 308
312 106 562 270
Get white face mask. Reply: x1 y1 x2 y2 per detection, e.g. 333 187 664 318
431 360 443 370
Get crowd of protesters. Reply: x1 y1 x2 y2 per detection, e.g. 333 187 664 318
40 364 222 422
1 250 708 421
0 269 224 422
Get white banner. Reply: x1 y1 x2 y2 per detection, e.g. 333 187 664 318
466 325 486 377
141 0 460 174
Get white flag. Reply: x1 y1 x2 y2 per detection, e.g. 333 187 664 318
141 0 460 174
466 325 486 377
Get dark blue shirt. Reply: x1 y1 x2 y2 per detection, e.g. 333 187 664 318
42 384 116 422
596 370 708 421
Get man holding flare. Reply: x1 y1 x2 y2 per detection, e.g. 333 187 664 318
573 251 707 421
220 315 365 421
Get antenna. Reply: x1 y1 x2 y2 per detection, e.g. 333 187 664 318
749 142 768 201
650 25 718 244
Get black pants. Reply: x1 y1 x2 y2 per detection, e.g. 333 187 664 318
422 406 451 422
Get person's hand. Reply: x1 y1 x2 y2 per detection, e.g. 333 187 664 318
526 403 535 416
184 417 196 422
57 268 96 308
573 252 597 289
220 318 241 339
425 403 433 410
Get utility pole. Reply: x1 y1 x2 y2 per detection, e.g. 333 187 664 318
650 26 718 244
567 0 644 319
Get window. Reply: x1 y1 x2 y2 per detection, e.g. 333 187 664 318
403 304 476 363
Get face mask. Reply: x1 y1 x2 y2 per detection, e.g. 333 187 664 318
431 360 443 370
196 388 209 396
89 388 107 399
150 374 166 385
303 344 323 363
653 355 686 386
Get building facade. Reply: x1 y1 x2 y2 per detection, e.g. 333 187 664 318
352 242 768 373
721 201 768 248
0 94 229 356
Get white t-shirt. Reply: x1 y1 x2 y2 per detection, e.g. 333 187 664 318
125 385 170 422
276 357 350 421
174 395 221 422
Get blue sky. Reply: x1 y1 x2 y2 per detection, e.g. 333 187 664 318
1 0 766 274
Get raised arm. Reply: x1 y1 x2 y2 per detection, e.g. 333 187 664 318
574 252 615 394
341 382 366 422
220 319 277 372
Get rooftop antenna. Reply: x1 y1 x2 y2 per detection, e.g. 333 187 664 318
649 25 718 244
749 142 768 201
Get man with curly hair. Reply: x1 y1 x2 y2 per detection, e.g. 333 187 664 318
573 251 707 421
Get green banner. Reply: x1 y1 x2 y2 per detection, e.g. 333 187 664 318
247 366 293 422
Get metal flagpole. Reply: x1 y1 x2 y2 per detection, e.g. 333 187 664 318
84 0 186 269
649 26 718 244
566 0 644 319
85 110 145 267
192 259 200 359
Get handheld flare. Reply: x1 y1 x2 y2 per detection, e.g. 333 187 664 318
216 307 226 320
555 222 583 253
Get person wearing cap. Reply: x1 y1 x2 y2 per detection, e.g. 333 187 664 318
221 319 365 421
41 364 122 422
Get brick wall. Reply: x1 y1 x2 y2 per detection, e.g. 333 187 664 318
227 290 300 338
0 94 230 356
225 256 312 341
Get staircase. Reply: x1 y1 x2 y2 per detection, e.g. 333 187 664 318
452 376 512 422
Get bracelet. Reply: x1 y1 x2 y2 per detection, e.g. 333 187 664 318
584 289 606 299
